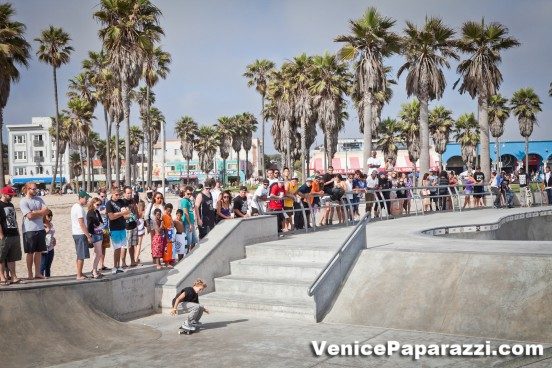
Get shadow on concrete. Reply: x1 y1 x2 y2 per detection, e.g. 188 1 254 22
199 318 248 331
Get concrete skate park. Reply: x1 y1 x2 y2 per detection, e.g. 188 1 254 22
1 207 551 367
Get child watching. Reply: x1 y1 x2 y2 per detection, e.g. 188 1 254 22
40 210 56 278
151 208 164 270
136 200 146 265
162 203 175 268
174 209 187 261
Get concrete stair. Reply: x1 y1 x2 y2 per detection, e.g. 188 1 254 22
201 230 349 320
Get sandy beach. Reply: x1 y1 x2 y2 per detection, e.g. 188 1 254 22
8 193 183 280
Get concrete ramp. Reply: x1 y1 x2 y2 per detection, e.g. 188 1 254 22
0 286 159 368
325 249 552 343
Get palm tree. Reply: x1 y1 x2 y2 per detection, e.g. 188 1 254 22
87 131 101 191
510 88 542 173
231 114 247 184
429 106 455 170
398 17 458 177
146 107 163 185
214 116 233 185
195 126 219 178
129 125 144 183
240 112 258 181
487 94 510 170
335 7 401 172
454 19 520 179
377 117 403 166
175 115 198 185
454 113 480 170
95 0 164 186
244 59 275 175
310 52 351 172
134 86 156 186
48 113 71 188
69 152 82 189
0 4 30 187
398 99 421 175
35 25 73 189
64 98 94 191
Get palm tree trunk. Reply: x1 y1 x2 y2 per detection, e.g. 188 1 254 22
115 123 120 188
222 158 226 185
86 144 90 192
91 155 95 192
323 137 327 171
122 82 131 187
236 151 241 184
478 97 491 179
301 115 307 181
245 150 249 182
362 94 374 173
59 147 63 191
148 131 154 187
495 136 499 171
51 66 61 190
0 109 5 187
141 135 145 186
79 147 85 193
284 119 290 169
105 112 112 190
419 97 430 184
187 158 190 185
260 94 265 176
525 136 529 174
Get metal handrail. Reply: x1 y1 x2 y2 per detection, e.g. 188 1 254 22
307 210 370 297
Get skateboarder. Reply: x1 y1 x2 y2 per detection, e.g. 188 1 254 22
170 279 209 332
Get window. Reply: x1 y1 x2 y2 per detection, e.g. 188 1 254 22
186 164 196 170
170 166 175 171
14 151 26 160
35 150 44 157
174 149 179 155
13 135 26 144
36 166 44 174
227 163 238 171
14 167 26 175
34 134 43 141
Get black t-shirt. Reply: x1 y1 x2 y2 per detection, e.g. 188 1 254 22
473 171 485 192
86 209 103 235
122 198 138 230
106 199 127 231
172 286 199 306
0 201 19 237
233 195 249 217
501 178 510 191
298 184 312 203
322 173 335 193
198 192 215 226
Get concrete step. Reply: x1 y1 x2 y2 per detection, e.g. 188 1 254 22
245 243 336 263
230 259 326 281
200 291 315 320
214 275 312 301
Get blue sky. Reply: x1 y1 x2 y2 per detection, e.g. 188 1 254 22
5 0 552 153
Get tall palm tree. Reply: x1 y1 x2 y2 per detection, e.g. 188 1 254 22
214 116 233 185
95 0 164 186
146 107 163 185
310 52 351 172
487 94 510 170
398 17 458 177
0 4 30 187
454 19 519 179
174 116 199 184
240 112 258 181
129 125 144 183
48 113 71 188
195 126 219 178
35 25 73 189
510 88 542 173
335 7 401 172
134 86 156 186
454 113 480 171
64 98 94 191
287 53 315 179
377 117 403 166
244 59 275 175
69 152 82 188
429 106 455 170
231 114 247 184
398 99 421 174
87 131 101 191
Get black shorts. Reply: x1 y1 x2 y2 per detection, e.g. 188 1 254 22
23 230 47 253
251 208 260 215
0 236 22 262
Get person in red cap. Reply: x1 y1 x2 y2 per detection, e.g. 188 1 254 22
0 186 23 285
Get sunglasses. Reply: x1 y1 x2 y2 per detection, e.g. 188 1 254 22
185 192 192 195
223 195 230 198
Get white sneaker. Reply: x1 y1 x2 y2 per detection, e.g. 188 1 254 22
191 321 203 327
181 321 196 331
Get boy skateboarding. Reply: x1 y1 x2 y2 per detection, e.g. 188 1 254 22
170 278 209 333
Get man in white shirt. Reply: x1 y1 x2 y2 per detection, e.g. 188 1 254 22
367 151 382 169
266 169 278 186
71 191 93 280
211 181 222 205
544 166 552 205
365 169 379 216
251 179 269 215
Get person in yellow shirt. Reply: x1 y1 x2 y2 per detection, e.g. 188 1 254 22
283 177 299 231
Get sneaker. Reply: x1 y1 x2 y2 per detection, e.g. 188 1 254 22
116 268 124 274
191 321 203 327
181 321 196 331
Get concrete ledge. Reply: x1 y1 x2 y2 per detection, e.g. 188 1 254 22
156 215 277 311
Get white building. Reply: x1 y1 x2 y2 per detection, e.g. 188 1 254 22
6 117 70 186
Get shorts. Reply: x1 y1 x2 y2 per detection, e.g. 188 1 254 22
92 234 103 243
137 219 145 237
0 236 22 262
185 227 198 246
283 206 294 217
23 230 47 253
174 233 187 255
73 234 90 260
110 229 127 250
125 227 139 248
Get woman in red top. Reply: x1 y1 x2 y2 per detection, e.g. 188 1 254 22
268 179 286 232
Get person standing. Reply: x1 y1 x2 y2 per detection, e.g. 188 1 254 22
71 191 93 280
233 186 249 218
195 180 216 239
0 186 23 285
97 190 110 271
86 197 104 278
544 166 552 205
296 178 313 229
251 179 269 215
40 210 56 278
179 187 198 251
267 177 286 232
518 168 529 207
365 170 379 217
473 166 486 207
367 151 382 169
20 182 50 280
122 186 138 268
106 188 129 274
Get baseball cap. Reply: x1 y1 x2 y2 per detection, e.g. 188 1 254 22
78 190 91 199
306 177 314 182
1 186 16 196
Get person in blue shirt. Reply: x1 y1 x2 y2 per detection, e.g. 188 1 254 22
352 170 366 219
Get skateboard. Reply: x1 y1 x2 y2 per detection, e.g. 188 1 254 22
178 325 199 335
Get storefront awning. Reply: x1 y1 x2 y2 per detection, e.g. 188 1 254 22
11 176 66 185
